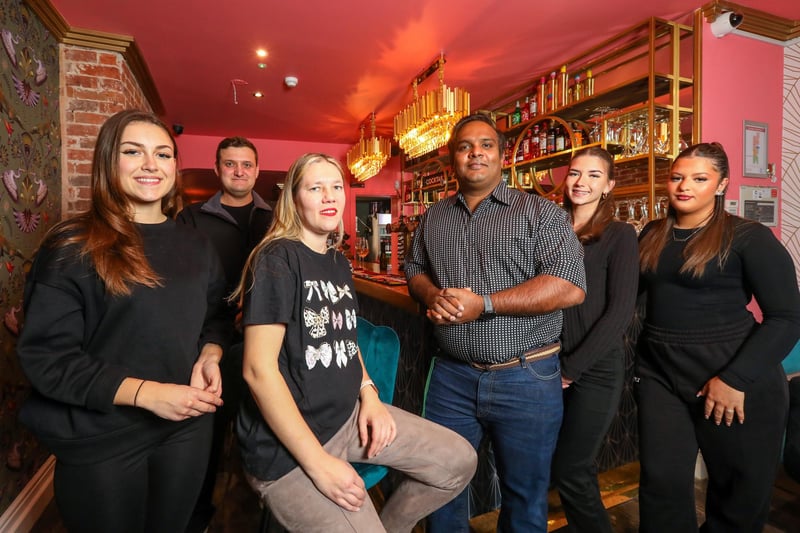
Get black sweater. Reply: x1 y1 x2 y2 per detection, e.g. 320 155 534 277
640 217 800 390
561 221 639 381
17 220 229 464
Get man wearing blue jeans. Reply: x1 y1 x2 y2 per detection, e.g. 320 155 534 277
406 113 586 532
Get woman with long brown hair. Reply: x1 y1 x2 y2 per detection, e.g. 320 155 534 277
636 142 800 532
17 109 229 532
551 146 638 532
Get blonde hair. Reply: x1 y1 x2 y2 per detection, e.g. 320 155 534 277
230 153 345 302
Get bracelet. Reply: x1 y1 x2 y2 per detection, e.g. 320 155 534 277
360 379 378 395
133 380 146 407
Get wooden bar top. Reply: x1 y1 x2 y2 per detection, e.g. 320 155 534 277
352 264 421 315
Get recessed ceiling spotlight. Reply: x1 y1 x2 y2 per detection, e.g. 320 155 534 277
253 91 264 98
257 63 267 69
256 49 268 58
284 76 298 88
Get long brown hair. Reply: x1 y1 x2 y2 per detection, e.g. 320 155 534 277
639 142 737 277
230 153 345 302
562 146 616 243
43 109 179 296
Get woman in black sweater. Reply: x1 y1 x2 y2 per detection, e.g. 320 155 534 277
551 146 639 532
17 110 229 532
637 142 800 532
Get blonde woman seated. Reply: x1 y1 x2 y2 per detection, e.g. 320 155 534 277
233 153 476 532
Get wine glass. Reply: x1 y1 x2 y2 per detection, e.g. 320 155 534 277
355 237 369 269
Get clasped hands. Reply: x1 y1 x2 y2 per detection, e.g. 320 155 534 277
426 287 483 325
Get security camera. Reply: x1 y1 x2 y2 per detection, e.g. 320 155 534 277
710 11 743 38
172 124 184 136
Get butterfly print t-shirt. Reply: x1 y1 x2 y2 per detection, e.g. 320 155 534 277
237 239 362 480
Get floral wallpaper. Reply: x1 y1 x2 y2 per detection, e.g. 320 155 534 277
0 0 60 516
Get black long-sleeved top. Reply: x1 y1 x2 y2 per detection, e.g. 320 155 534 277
640 217 800 390
561 221 639 381
17 220 229 464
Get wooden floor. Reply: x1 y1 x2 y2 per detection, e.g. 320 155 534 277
32 459 800 532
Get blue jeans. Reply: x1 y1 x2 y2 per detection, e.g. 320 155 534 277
424 354 563 533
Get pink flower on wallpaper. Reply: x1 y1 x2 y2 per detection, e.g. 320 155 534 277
13 208 40 233
12 73 40 107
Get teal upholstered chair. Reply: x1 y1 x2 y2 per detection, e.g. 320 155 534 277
351 316 401 489
258 317 401 532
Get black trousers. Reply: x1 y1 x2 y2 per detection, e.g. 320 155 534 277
636 319 788 533
189 342 246 531
55 415 213 533
551 348 625 533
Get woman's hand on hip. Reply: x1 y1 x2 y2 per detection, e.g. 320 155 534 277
698 376 745 426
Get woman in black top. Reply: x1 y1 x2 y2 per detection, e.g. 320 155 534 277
637 142 800 532
233 153 476 532
17 110 228 533
551 147 639 532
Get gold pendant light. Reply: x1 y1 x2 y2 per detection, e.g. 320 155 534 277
393 55 470 160
347 112 391 182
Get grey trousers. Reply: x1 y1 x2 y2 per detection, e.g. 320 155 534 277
246 402 477 533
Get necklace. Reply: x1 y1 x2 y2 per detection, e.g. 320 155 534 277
672 226 704 242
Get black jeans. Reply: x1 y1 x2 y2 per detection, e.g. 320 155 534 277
636 321 788 533
55 415 213 533
551 348 625 533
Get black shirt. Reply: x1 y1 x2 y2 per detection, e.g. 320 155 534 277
237 239 361 480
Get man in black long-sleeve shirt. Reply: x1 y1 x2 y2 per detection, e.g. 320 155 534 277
177 136 272 532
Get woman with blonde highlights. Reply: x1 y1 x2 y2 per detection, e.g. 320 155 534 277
234 153 476 532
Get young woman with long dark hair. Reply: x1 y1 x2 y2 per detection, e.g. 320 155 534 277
636 142 800 532
17 109 229 532
551 147 638 532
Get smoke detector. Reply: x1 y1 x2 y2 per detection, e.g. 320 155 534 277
284 76 298 88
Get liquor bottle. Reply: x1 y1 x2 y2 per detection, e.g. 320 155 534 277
558 65 569 108
555 124 565 152
548 72 557 112
521 96 530 122
564 125 572 150
538 123 548 155
572 122 584 147
515 138 524 163
531 124 541 158
585 69 595 97
521 128 531 160
573 73 583 102
546 121 556 154
529 92 538 117
537 77 547 117
511 100 522 126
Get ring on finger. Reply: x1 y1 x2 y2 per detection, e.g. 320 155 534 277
725 408 734 413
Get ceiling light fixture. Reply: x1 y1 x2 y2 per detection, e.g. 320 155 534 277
256 49 268 58
253 91 264 98
393 54 470 160
347 112 391 182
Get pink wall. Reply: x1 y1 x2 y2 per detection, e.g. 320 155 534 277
701 25 784 235
175 133 403 256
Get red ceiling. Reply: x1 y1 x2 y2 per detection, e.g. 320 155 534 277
50 0 800 146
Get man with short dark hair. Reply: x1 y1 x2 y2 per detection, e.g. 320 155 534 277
177 136 272 532
406 113 586 532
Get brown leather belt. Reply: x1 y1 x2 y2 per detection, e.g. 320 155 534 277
468 342 561 371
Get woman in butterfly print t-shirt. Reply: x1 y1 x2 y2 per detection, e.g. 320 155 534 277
233 153 476 533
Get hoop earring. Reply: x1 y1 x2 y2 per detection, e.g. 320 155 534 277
601 192 608 200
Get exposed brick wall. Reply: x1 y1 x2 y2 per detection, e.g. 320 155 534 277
60 45 152 216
